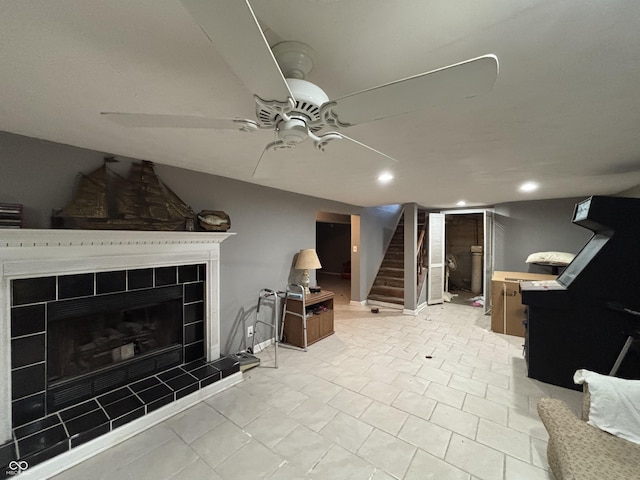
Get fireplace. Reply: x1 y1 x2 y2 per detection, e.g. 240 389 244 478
0 229 239 479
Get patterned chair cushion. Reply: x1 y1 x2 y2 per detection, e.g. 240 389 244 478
538 397 640 480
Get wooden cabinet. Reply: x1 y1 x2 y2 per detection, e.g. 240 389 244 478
282 290 334 349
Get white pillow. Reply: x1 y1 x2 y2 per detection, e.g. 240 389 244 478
526 251 575 265
574 369 640 444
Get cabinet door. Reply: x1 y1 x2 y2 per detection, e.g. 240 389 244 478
318 311 334 338
306 315 320 344
283 311 304 347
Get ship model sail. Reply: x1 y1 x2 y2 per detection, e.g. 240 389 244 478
53 160 195 231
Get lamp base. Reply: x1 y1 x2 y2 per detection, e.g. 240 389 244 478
301 269 310 295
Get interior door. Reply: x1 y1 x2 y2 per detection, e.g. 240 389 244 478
427 213 445 305
483 210 495 314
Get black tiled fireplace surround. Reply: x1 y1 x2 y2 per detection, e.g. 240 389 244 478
2 264 239 476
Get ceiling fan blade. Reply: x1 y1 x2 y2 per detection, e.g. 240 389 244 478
325 54 498 127
251 140 294 178
254 133 398 179
181 0 293 106
101 113 258 131
251 145 270 178
332 133 400 165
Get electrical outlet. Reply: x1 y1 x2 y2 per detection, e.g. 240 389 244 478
247 325 254 337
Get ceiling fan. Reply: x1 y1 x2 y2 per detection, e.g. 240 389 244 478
102 0 499 177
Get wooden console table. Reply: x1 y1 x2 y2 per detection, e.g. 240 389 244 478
281 289 334 349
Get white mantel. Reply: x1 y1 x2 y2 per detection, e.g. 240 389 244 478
0 229 234 444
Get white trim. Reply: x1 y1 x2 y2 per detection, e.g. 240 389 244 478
403 303 427 315
349 300 367 306
17 371 243 480
367 299 403 310
250 337 274 353
0 229 233 248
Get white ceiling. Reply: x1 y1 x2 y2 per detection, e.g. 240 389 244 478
2 0 640 208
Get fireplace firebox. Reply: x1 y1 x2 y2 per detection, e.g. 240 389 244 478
47 285 185 411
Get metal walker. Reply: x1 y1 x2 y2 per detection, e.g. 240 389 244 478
248 288 280 368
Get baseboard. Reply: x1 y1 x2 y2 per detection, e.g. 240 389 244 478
250 337 275 353
367 299 403 310
349 300 367 306
403 302 427 315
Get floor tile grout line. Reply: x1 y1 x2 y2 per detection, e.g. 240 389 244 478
52 298 578 480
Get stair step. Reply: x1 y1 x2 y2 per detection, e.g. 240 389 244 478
369 285 404 298
367 294 404 305
373 276 404 288
381 259 403 268
378 267 404 278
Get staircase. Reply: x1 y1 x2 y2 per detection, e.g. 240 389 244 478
367 210 427 307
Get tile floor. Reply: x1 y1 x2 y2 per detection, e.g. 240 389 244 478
52 290 582 480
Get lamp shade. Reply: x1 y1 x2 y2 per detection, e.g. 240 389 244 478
295 249 322 270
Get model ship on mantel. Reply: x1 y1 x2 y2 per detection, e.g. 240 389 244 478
52 160 196 231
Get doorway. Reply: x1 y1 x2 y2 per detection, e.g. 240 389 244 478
444 213 484 306
432 209 494 313
316 213 351 305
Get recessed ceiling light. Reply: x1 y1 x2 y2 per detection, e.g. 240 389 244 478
519 181 539 192
456 200 467 207
378 172 393 183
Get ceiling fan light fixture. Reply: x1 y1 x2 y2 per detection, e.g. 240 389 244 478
277 117 308 144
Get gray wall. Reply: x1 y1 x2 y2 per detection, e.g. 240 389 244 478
617 184 640 198
0 131 398 354
360 204 403 298
5 131 627 349
494 197 593 273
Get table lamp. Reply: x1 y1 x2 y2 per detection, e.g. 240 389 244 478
295 248 322 294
